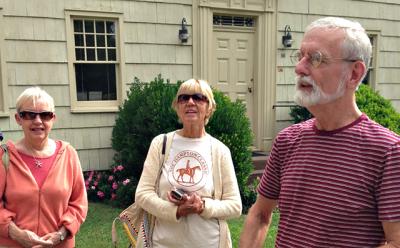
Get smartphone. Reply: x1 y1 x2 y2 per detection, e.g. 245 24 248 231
171 188 186 200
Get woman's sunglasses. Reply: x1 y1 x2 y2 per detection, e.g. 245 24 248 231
177 94 208 104
19 111 54 121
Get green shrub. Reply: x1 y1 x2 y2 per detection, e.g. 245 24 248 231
289 84 400 134
206 91 255 212
356 84 400 134
289 105 313 124
111 75 255 211
112 75 180 180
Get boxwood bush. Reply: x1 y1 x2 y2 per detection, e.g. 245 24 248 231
289 84 400 134
112 75 255 211
112 75 180 180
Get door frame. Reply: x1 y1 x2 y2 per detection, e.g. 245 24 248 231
192 3 277 151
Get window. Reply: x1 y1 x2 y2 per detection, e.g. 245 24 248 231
66 11 124 112
74 19 117 101
213 15 256 28
362 33 378 87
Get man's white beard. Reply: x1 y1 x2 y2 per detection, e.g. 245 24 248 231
294 76 346 107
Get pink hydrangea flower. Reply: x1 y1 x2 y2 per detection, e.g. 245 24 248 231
112 182 118 190
111 193 117 200
97 191 105 198
94 181 98 186
122 179 130 186
117 165 124 171
88 171 94 181
108 175 114 181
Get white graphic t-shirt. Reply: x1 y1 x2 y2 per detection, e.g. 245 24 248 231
153 133 219 248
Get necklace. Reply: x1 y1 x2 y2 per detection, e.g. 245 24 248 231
32 156 43 168
23 140 55 168
26 146 43 168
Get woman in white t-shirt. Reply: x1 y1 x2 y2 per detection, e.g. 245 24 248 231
135 79 242 248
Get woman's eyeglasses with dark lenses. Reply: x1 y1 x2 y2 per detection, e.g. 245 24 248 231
177 94 208 104
19 111 54 121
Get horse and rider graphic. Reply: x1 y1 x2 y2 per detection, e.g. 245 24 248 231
176 160 201 184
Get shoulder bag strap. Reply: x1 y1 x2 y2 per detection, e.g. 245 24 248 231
1 144 9 171
144 134 167 247
112 134 168 248
161 134 166 156
155 134 167 195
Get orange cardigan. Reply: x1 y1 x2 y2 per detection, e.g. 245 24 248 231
0 140 88 247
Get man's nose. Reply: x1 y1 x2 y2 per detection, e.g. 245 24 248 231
295 57 310 76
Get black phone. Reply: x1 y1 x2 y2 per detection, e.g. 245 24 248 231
171 188 186 200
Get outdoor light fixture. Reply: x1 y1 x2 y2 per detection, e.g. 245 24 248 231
282 25 293 48
179 18 189 43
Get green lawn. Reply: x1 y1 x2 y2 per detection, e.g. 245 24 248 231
76 202 278 247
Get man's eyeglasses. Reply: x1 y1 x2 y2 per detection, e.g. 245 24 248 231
291 50 358 68
177 94 208 104
19 111 54 121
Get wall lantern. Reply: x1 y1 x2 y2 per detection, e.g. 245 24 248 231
179 18 189 43
282 25 293 48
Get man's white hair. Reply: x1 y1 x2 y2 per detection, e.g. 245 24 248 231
306 17 372 84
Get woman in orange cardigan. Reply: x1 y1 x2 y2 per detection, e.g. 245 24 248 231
0 87 88 247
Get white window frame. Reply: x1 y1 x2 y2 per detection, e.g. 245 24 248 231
363 32 379 89
65 10 125 113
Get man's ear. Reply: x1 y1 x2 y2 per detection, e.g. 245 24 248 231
349 61 366 88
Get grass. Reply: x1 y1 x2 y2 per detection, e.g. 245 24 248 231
76 202 278 247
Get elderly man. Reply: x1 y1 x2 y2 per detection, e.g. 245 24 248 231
240 17 400 248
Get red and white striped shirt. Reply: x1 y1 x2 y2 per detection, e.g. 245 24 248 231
258 114 400 248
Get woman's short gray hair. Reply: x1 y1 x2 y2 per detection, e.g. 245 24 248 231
172 79 216 125
306 17 372 82
16 86 55 112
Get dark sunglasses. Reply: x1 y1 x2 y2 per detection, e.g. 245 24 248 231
19 111 54 121
177 94 208 103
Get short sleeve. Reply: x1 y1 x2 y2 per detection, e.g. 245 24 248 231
377 141 400 221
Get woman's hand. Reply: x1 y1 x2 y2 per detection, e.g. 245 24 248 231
39 232 62 247
167 190 188 205
8 222 53 248
168 191 205 218
39 226 68 247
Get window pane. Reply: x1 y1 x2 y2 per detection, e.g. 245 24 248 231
213 15 255 27
74 34 84 46
106 21 115 34
95 21 105 33
75 63 117 101
97 49 106 60
75 48 85 60
362 70 371 85
86 34 95 47
74 20 83 32
86 49 95 61
107 35 115 47
84 20 94 33
108 49 116 61
96 35 105 47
